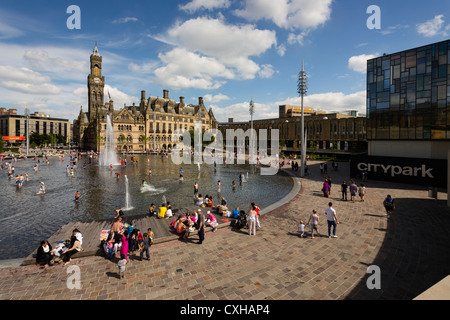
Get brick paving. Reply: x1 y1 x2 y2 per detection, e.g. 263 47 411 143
1 160 450 301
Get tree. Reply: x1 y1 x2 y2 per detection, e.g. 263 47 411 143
310 141 318 155
331 139 339 152
117 134 126 150
48 133 58 147
140 134 149 150
30 132 43 146
188 129 214 148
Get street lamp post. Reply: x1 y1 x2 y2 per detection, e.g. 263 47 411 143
24 108 30 157
153 106 156 152
297 60 308 177
249 98 255 163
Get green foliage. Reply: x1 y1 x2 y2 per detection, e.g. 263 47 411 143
30 132 66 147
188 129 215 147
0 136 4 151
309 141 318 154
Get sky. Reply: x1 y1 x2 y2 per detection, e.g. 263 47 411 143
0 0 449 123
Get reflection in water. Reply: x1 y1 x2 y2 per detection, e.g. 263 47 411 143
0 154 293 259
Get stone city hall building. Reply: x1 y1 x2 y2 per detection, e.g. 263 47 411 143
73 44 218 152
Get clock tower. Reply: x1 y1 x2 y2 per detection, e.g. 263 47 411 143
87 42 105 122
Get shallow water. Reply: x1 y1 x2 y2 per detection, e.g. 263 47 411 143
0 154 293 260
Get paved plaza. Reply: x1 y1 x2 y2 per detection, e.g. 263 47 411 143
1 161 449 301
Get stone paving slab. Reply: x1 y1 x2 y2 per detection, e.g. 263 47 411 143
1 161 450 301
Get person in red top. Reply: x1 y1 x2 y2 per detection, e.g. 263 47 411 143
251 202 261 228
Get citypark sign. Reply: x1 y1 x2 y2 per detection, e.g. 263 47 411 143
350 155 447 188
170 121 281 176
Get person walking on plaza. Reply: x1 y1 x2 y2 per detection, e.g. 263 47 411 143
341 181 348 201
307 210 320 238
325 202 339 238
358 184 366 202
383 195 395 218
349 180 358 202
197 209 205 244
140 233 150 261
322 178 330 197
251 202 261 228
118 254 127 279
298 220 305 238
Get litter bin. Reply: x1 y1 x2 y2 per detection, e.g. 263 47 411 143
428 187 437 199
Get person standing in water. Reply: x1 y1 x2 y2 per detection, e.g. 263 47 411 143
194 182 199 196
38 181 46 194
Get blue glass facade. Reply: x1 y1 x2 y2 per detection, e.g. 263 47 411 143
367 39 450 140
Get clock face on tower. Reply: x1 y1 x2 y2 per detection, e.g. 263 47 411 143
94 78 100 83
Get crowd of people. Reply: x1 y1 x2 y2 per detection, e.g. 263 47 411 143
295 159 396 240
36 228 83 268
26 152 398 280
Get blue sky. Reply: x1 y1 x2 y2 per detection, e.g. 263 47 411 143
0 0 449 122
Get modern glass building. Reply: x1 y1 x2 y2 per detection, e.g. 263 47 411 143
366 39 450 159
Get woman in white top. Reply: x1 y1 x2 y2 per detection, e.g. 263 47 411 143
247 208 257 236
165 204 173 219
358 184 366 202
307 210 320 238
196 194 204 206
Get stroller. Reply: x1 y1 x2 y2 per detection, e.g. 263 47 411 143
235 210 247 229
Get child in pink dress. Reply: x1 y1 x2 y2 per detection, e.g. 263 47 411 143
120 231 129 260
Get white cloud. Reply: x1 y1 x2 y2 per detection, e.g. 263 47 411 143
112 17 138 24
0 21 23 39
348 54 378 74
167 17 277 61
23 49 87 73
73 87 87 99
279 91 367 114
0 65 61 94
213 101 278 122
0 44 89 81
213 90 367 122
128 61 159 74
235 0 332 30
203 93 231 103
154 48 232 90
276 44 286 56
154 17 277 88
0 65 49 83
104 85 139 107
380 24 409 36
287 32 308 45
258 64 277 78
416 14 448 37
179 0 231 13
1 81 61 95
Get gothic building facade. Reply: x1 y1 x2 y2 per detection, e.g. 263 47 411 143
73 44 218 152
